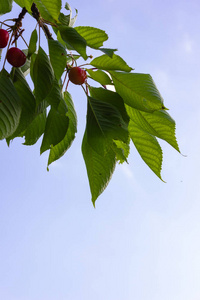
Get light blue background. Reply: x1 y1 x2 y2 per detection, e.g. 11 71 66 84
0 0 200 299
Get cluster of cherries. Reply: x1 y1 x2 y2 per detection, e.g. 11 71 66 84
0 28 87 85
0 28 26 67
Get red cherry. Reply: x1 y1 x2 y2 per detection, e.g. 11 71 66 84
6 47 26 67
68 67 87 85
0 29 9 48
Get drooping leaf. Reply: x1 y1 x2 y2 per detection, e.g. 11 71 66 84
82 131 116 206
86 96 129 154
99 48 117 58
28 29 38 58
110 71 165 112
0 0 13 14
90 54 132 72
126 106 180 152
48 91 77 166
75 26 108 49
34 0 61 21
0 69 21 139
89 87 130 124
129 120 163 179
32 47 54 106
48 39 67 80
58 25 87 59
87 69 112 86
44 79 68 113
40 106 69 154
7 68 36 140
23 108 46 145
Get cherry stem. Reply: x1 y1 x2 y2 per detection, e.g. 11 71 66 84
62 71 69 91
20 34 29 48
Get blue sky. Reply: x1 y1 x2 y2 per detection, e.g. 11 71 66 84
0 0 200 299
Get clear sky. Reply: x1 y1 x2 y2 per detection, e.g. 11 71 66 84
0 0 200 299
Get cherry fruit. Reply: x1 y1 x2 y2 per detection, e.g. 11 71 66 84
68 67 87 85
6 47 26 67
0 29 9 48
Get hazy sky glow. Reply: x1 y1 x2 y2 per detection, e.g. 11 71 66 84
0 1 200 299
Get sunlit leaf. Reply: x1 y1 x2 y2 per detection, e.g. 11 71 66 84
75 26 108 49
129 120 163 179
110 71 165 112
87 69 112 85
91 54 132 72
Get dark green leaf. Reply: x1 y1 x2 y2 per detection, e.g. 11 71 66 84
0 69 21 139
7 68 36 140
40 106 69 154
86 96 129 154
23 109 46 145
89 87 130 124
110 71 165 112
0 0 13 14
32 47 54 106
44 79 68 113
48 91 77 166
58 25 87 59
75 26 108 49
48 39 67 80
90 54 132 72
82 131 116 206
87 69 112 85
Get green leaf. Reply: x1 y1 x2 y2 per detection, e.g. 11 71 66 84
48 39 67 80
86 96 129 154
87 69 112 86
44 79 68 113
82 131 116 205
89 87 130 124
75 26 108 49
90 54 132 72
126 106 180 152
28 29 38 58
13 0 32 12
129 120 163 179
0 0 13 14
32 47 54 106
99 48 117 58
110 71 165 112
48 91 77 166
58 25 87 59
58 12 70 26
113 139 130 164
34 0 61 21
7 68 36 140
40 106 69 154
23 108 46 145
0 69 21 139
